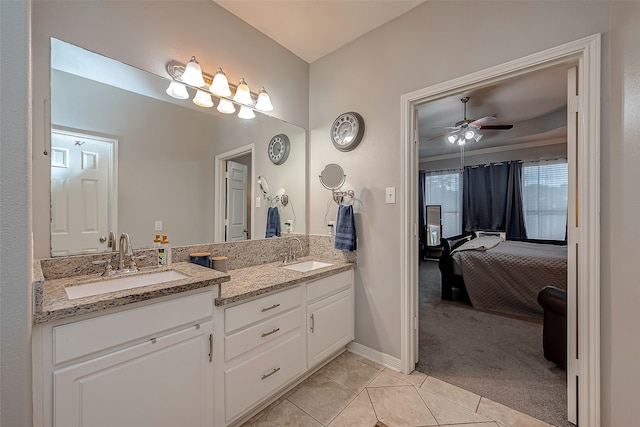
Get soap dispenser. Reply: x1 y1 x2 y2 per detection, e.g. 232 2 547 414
153 234 163 266
160 234 172 266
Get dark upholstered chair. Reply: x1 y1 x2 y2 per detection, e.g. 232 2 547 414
537 286 567 369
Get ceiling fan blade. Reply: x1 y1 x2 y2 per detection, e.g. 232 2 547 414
480 124 514 130
426 133 447 141
469 115 496 126
431 126 459 130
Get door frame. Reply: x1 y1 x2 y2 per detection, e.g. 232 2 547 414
400 34 601 426
214 144 255 242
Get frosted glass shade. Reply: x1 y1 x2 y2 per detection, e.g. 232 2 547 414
181 56 206 87
233 78 253 105
217 98 236 114
238 106 255 119
255 88 274 111
193 90 213 108
210 68 232 97
166 81 189 99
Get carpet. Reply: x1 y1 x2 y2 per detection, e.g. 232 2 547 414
415 260 573 427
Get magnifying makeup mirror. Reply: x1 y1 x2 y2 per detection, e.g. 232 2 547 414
258 175 269 198
319 163 345 190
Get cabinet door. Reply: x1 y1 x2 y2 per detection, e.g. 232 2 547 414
54 322 213 427
307 288 354 368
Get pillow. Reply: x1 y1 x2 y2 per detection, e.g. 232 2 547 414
475 230 506 240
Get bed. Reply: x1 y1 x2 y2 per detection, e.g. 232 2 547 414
438 233 567 318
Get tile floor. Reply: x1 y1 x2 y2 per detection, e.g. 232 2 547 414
242 351 554 427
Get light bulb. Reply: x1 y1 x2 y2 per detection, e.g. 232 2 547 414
255 87 274 111
464 129 475 140
217 98 236 114
238 106 255 119
193 89 213 108
210 68 231 97
447 135 457 144
180 56 206 87
457 135 466 146
233 78 253 105
165 81 189 99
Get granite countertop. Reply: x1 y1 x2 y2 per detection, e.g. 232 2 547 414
216 256 355 306
33 262 229 324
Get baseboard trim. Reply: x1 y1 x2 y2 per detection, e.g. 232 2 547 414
347 341 402 372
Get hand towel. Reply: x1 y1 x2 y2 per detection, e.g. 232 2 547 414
265 206 281 238
335 204 357 251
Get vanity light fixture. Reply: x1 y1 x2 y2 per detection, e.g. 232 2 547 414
165 57 275 119
165 80 189 99
238 106 256 120
217 98 236 114
255 88 274 112
180 56 206 87
193 89 214 108
233 78 253 105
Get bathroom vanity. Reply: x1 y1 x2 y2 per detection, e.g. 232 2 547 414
32 250 355 427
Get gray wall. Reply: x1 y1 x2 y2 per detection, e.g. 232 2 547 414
308 1 637 425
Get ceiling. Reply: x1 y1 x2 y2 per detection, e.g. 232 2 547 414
214 0 425 63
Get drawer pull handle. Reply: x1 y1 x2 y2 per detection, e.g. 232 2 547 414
261 367 280 380
261 328 280 338
310 314 315 333
208 334 213 363
261 303 280 312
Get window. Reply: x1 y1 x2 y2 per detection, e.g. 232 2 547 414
425 170 462 238
522 160 568 240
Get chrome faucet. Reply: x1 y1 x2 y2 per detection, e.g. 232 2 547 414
118 233 132 271
107 230 116 252
289 237 303 262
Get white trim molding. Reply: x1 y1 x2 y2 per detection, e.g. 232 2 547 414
347 342 402 372
400 34 601 427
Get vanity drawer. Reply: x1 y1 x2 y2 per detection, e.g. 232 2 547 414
306 270 353 302
224 307 301 361
225 286 301 334
224 333 304 422
53 290 213 365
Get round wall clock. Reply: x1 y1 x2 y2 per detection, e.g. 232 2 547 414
331 112 365 152
267 134 290 165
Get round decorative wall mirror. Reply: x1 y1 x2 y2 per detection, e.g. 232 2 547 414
319 163 345 190
257 175 269 197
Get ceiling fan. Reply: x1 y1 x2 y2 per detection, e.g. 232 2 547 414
431 96 514 145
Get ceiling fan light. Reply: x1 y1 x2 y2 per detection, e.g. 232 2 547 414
457 135 466 146
473 133 483 142
165 80 189 99
233 78 253 105
181 56 206 87
447 134 457 144
210 67 232 97
217 98 236 114
193 89 214 108
464 129 475 140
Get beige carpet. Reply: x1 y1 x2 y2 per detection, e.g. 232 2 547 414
415 260 572 427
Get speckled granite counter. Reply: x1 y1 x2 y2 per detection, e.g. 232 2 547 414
216 257 355 306
33 262 229 324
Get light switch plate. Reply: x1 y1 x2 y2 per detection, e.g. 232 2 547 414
154 220 163 231
255 197 261 208
386 187 396 204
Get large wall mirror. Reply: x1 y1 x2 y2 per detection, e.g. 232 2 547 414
48 38 306 256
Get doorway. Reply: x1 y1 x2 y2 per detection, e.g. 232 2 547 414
214 144 255 242
401 34 601 426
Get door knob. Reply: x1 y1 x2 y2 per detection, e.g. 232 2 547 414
99 236 107 243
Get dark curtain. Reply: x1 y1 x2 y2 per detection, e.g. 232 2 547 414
418 171 426 258
462 161 527 238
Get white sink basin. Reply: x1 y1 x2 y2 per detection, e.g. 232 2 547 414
282 261 333 273
65 270 189 300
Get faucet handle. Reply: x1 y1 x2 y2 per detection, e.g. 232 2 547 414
92 259 114 276
129 255 146 272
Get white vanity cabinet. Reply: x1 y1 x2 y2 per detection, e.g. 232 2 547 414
213 268 354 426
32 290 215 427
306 270 354 368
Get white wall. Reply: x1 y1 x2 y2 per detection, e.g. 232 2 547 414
31 0 309 258
308 2 640 425
0 0 32 425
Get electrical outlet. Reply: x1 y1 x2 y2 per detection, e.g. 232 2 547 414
155 220 163 231
386 187 396 204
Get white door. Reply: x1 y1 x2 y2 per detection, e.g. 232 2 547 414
50 130 116 256
307 288 354 368
226 160 248 241
53 322 213 427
